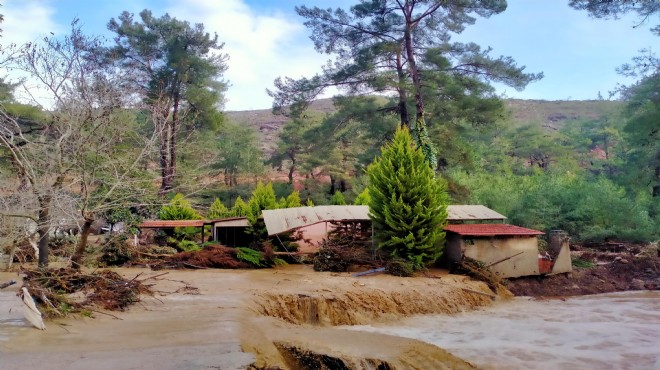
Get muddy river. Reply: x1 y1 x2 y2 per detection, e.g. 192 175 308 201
1 267 659 369
348 291 660 370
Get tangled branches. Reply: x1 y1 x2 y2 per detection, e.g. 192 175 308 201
20 267 154 318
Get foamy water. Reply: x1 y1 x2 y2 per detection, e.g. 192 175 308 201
347 291 660 370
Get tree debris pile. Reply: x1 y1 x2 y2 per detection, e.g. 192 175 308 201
99 236 133 266
20 267 154 318
151 244 251 270
453 257 506 294
313 221 378 272
3 241 36 264
312 240 377 273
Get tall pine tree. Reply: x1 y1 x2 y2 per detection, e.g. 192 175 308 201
368 127 448 268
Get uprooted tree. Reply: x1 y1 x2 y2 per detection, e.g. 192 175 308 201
367 127 448 269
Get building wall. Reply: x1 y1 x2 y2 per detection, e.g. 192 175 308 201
464 236 540 278
445 234 541 278
549 242 572 275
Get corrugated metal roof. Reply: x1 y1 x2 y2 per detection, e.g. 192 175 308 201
446 205 507 221
140 220 206 228
444 224 543 236
262 205 370 235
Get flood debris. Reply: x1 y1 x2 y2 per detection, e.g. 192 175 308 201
19 267 156 319
0 279 16 289
313 222 379 273
150 244 252 270
20 287 46 330
453 257 506 294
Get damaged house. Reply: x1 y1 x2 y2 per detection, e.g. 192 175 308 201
443 205 572 278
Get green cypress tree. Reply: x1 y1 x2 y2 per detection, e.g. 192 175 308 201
208 198 231 219
285 190 302 208
330 191 347 205
367 127 448 268
353 188 371 205
231 196 249 217
158 193 202 220
246 182 278 240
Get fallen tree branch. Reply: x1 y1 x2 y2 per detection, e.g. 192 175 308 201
0 280 17 289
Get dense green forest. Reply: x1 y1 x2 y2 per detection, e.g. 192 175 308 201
0 1 658 268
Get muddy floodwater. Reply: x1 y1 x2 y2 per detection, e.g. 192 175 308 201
2 267 659 369
347 291 660 370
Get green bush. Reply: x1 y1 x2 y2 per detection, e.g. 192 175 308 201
236 247 263 267
178 240 201 252
330 191 347 205
208 198 231 219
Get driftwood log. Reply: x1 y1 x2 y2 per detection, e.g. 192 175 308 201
0 280 16 289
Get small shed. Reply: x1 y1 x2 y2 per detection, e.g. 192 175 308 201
444 224 544 278
211 217 250 248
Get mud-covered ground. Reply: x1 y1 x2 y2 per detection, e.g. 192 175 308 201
507 243 660 296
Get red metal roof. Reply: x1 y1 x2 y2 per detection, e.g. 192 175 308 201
139 220 207 228
444 224 544 236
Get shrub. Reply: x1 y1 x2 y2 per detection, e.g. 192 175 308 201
178 240 201 252
330 191 347 205
208 198 231 219
236 247 264 267
158 193 202 220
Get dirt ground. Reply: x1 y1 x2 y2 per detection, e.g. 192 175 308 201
1 265 500 370
507 243 660 297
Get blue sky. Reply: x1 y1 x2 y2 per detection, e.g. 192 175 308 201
2 0 657 111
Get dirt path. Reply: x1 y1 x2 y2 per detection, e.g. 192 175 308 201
1 266 501 369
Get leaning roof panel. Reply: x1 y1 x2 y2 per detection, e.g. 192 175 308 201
446 205 507 221
262 205 370 235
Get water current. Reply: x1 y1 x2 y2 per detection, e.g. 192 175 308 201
347 291 660 370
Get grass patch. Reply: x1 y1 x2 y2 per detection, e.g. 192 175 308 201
572 256 596 269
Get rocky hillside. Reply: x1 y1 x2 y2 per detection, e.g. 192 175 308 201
226 98 623 156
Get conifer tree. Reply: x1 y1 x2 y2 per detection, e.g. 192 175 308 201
158 193 202 220
285 190 302 208
208 198 230 219
330 191 347 205
367 127 448 268
231 196 249 217
354 188 371 205
246 182 278 240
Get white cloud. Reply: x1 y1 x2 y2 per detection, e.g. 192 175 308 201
165 0 333 111
2 0 61 45
1 1 62 106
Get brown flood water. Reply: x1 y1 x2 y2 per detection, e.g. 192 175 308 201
4 266 656 370
0 269 254 370
0 266 492 369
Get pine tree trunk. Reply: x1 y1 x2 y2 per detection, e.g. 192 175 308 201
396 51 410 128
